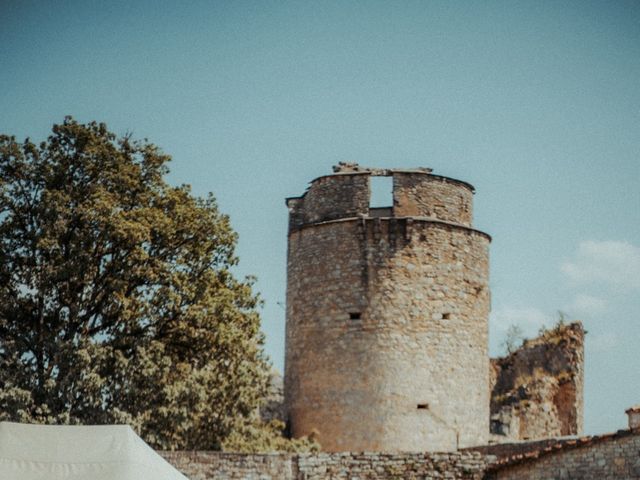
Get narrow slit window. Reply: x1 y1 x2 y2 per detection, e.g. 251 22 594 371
369 176 393 208
417 403 429 410
349 312 361 320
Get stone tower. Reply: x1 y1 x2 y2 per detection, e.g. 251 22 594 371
284 163 491 452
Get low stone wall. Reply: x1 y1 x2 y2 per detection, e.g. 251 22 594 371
160 452 294 480
466 437 568 461
160 451 489 480
486 430 640 479
162 431 640 479
296 452 488 479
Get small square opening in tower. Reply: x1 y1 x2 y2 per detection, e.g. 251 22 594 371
417 403 429 410
349 312 361 320
442 313 451 320
369 176 393 208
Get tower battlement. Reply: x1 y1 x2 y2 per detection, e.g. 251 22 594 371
286 163 477 231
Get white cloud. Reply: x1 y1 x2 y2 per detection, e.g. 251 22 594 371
565 293 607 317
586 332 618 352
561 240 640 291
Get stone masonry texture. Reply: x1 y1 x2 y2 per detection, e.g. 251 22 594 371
489 322 584 441
161 431 640 479
160 450 490 480
284 166 491 452
485 430 640 479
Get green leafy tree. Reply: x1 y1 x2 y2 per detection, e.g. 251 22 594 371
0 117 272 450
222 419 320 453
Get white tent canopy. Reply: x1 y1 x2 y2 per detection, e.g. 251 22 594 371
0 422 188 480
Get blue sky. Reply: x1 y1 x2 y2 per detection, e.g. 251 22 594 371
1 0 638 435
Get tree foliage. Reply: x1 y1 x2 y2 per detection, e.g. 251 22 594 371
222 419 320 453
0 117 272 450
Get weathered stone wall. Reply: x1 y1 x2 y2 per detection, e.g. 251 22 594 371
287 169 476 231
285 166 491 452
466 437 565 462
160 452 293 480
295 451 489 480
486 430 640 480
286 173 369 228
161 433 640 480
489 322 584 441
393 172 474 226
160 451 490 480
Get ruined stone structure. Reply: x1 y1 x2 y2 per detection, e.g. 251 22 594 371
490 322 584 441
284 164 491 452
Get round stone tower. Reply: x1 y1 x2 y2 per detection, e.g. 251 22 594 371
284 163 491 452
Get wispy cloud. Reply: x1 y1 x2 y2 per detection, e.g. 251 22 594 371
565 293 607 317
561 240 640 291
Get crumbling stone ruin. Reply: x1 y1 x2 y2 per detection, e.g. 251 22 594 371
489 322 584 442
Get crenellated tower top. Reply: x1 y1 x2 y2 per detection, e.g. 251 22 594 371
286 163 477 232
